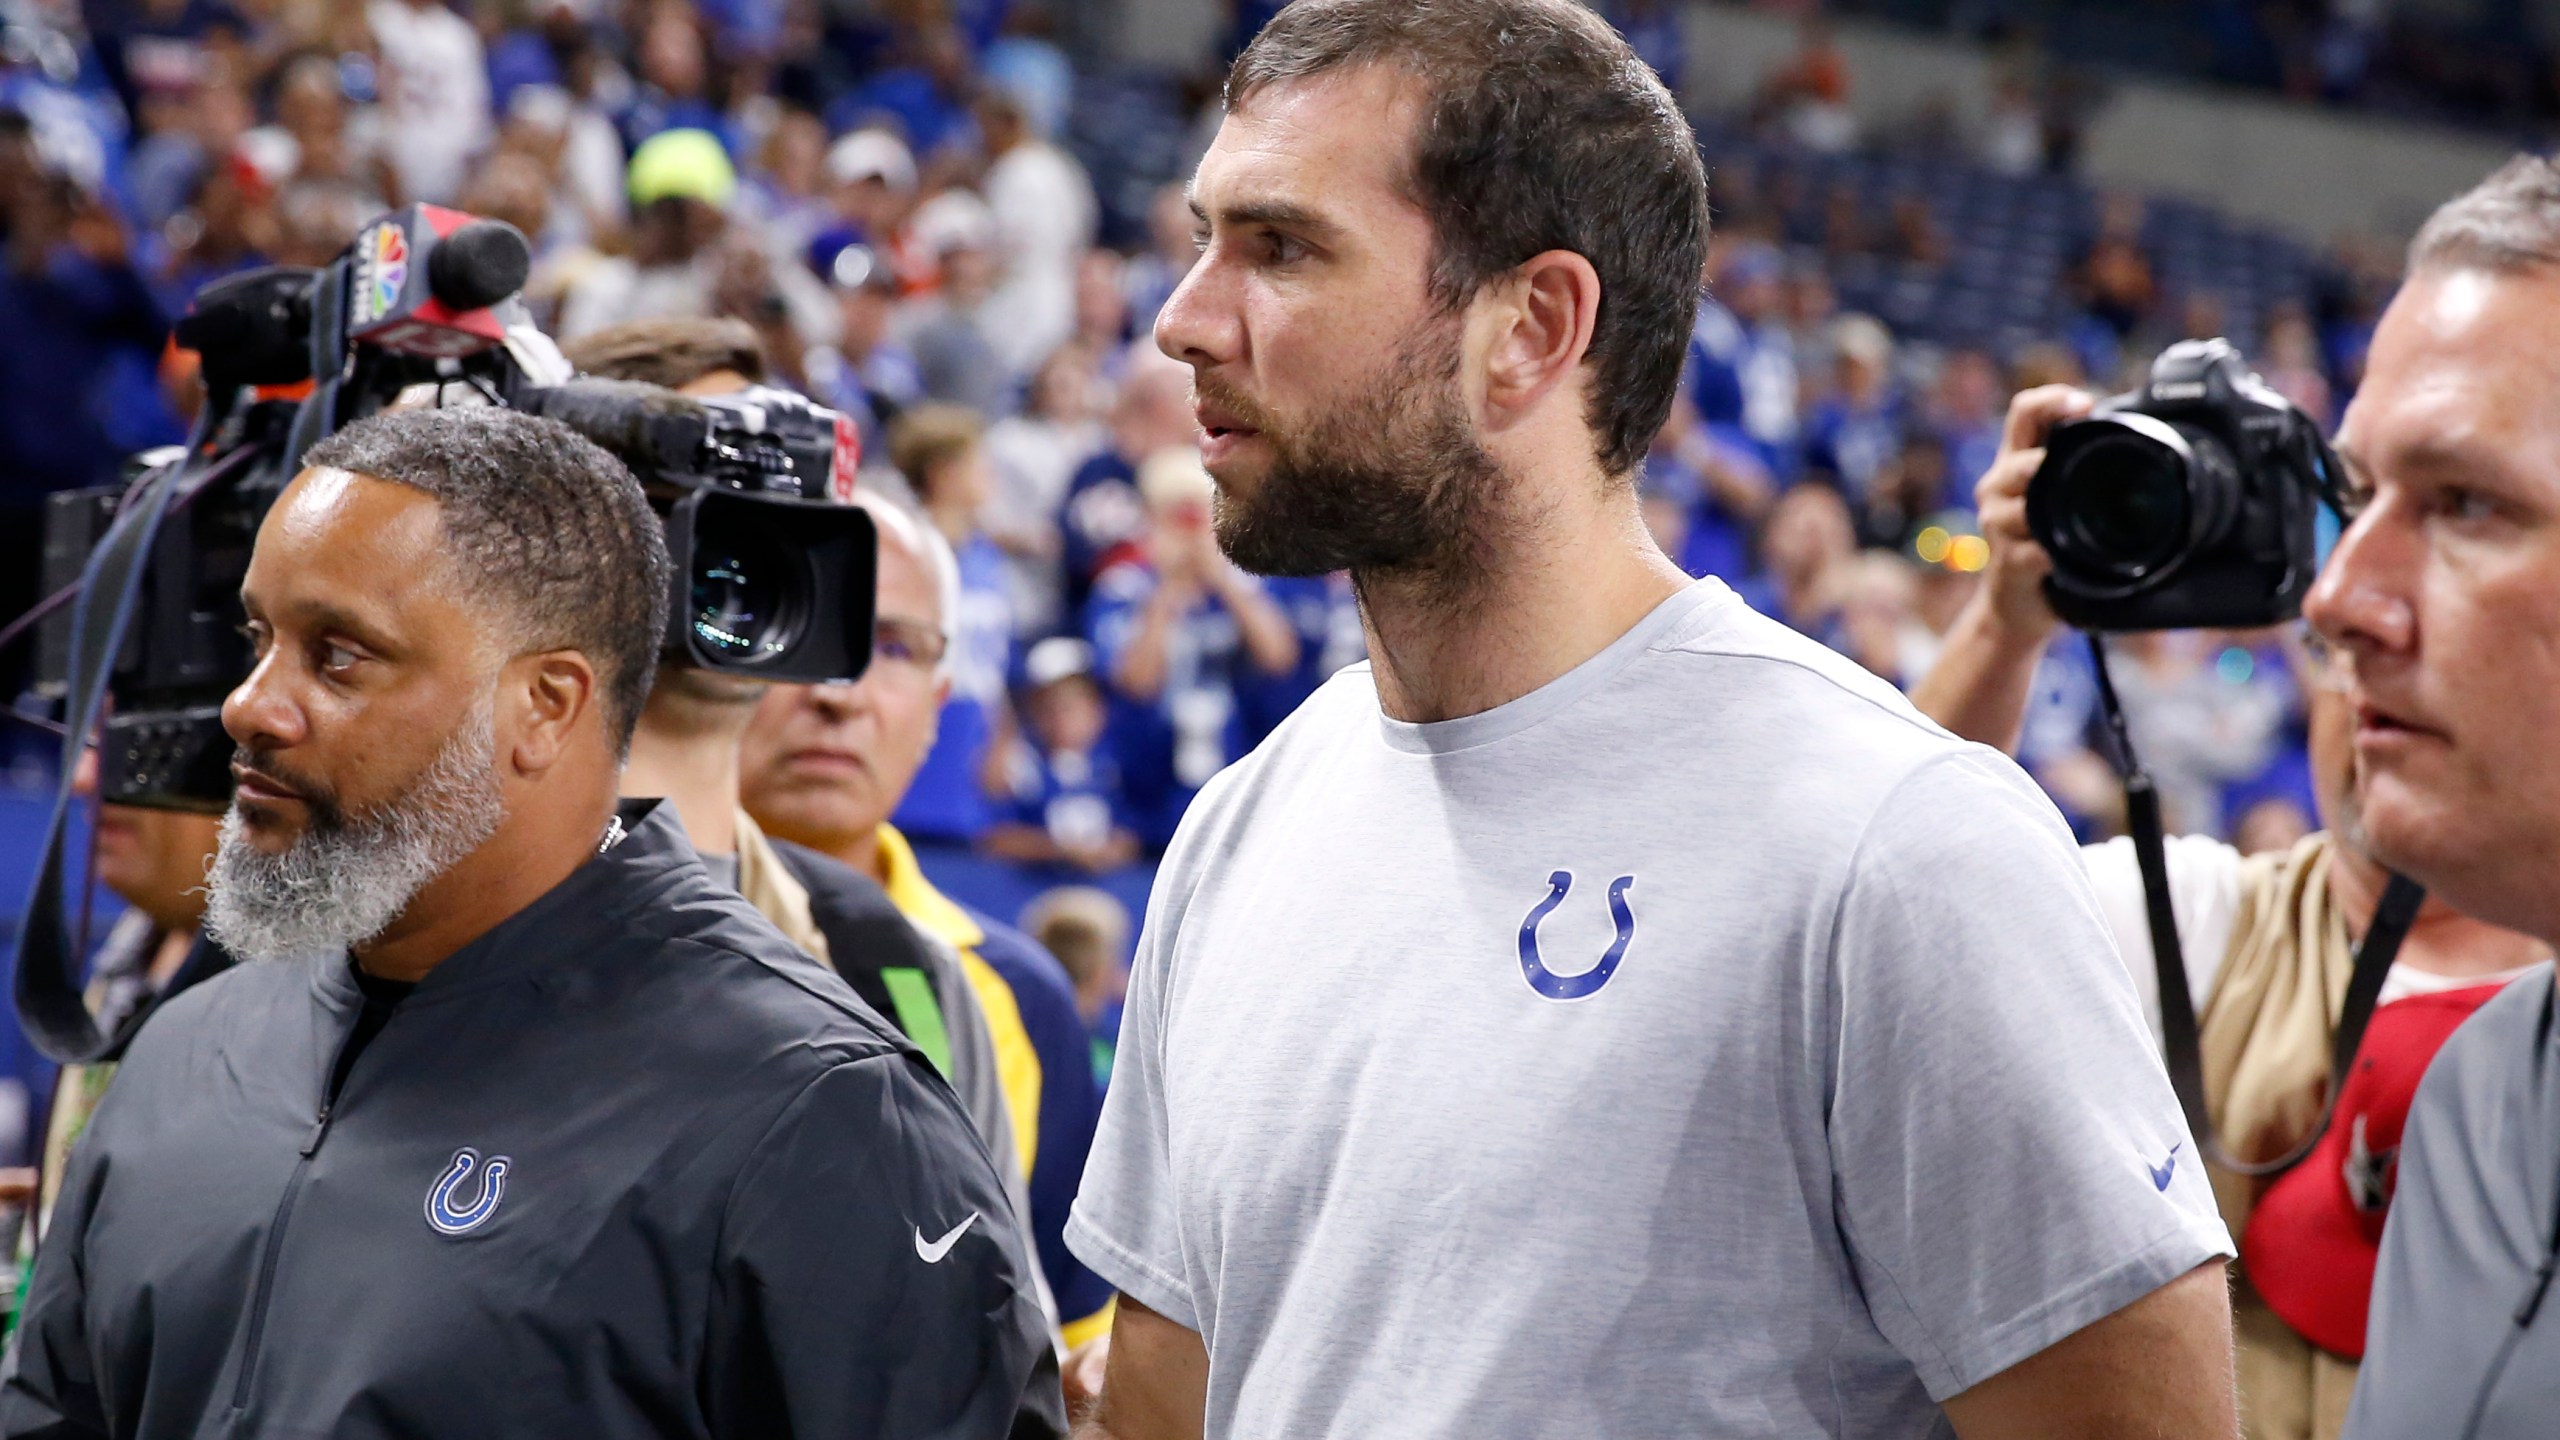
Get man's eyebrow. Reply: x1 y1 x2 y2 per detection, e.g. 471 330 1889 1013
267 594 402 652
1194 193 1343 242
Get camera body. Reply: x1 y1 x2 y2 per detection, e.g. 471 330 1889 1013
36 206 873 812
514 378 877 682
2025 338 2333 632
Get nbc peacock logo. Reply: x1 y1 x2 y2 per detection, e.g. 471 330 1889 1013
350 223 409 326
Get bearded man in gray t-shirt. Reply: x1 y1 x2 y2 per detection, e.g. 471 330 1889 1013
1064 3 2240 1437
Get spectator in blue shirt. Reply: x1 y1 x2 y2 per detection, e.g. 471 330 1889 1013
616 6 746 158
1021 885 1132 1092
1800 312 1904 503
1083 448 1297 847
802 127 916 282
803 236 920 461
0 113 175 506
1927 347 2007 500
1242 571 1362 744
889 403 1015 846
825 22 977 161
984 636 1141 876
1688 239 1798 474
1643 386 1776 586
1058 344 1194 614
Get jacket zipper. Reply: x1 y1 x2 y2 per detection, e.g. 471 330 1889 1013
230 1052 352 1409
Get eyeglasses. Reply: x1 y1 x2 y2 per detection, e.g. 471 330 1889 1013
872 616 947 672
2297 626 2353 695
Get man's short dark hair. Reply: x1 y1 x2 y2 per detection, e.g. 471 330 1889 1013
1228 0 1708 478
559 317 768 390
302 407 672 756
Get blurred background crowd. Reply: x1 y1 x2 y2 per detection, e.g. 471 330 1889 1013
1 0 2552 1152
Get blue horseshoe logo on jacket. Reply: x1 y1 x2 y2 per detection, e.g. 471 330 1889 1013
425 1148 511 1236
1518 870 1638 1000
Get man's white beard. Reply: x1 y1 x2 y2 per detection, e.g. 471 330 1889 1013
203 705 508 963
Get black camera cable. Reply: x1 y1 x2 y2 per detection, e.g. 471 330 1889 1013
2086 632 2425 1178
9 417 250 1068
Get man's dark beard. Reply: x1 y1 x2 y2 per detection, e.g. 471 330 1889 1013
1203 315 1511 584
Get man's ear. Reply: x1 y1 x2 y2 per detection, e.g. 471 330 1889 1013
1479 249 1603 431
502 650 600 777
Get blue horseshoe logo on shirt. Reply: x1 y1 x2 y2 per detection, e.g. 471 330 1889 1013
425 1147 512 1236
1518 870 1638 1000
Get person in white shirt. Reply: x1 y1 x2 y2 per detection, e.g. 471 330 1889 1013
975 87 1096 378
1068 2 2238 1437
366 0 488 204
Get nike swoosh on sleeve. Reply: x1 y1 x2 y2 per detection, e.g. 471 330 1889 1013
914 1212 980 1263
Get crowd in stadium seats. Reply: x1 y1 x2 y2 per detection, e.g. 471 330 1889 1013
0 0 2462 1043
1831 0 2560 135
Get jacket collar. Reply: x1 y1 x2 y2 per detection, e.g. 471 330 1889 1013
319 799 704 1009
873 823 981 953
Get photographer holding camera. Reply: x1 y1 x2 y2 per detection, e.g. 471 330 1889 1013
1911 378 2551 1440
0 406 1053 1439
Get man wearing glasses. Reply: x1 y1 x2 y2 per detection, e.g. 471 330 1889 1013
1911 385 2552 1440
739 491 1120 1369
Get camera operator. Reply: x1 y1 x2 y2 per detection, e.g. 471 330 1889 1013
2295 157 2560 1440
23 754 225 1229
736 496 1119 1363
1909 385 2552 1440
558 317 1064 1367
0 406 1053 1439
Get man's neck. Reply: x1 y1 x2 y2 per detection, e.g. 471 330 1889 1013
354 785 616 984
2327 833 2553 980
1358 484 1688 723
620 691 757 856
848 824 888 884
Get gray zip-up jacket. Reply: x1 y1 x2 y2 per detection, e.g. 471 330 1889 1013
2345 961 2560 1440
0 802 1062 1440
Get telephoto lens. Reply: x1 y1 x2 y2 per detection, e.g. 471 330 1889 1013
686 517 807 664
2024 338 2331 632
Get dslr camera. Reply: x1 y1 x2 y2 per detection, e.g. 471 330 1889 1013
34 205 873 813
2024 338 2340 632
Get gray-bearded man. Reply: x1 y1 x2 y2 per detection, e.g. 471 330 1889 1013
0 406 1054 1440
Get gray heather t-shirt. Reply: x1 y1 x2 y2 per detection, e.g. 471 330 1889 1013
1067 580 2231 1439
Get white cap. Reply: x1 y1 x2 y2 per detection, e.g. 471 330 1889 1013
1833 312 1894 369
910 188 997 259
826 128 917 195
1023 636 1097 689
508 82 573 134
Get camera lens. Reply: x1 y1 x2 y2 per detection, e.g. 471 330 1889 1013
2054 433 2191 578
689 531 807 662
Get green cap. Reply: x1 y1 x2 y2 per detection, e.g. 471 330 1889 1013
627 128 736 209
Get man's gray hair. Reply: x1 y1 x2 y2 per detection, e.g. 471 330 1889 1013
2410 154 2560 274
855 490 962 679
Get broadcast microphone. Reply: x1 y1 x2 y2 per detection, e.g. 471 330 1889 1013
428 218 533 312
343 206 531 359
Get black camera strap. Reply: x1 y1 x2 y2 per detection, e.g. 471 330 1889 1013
11 439 235 1065
2088 633 2426 1178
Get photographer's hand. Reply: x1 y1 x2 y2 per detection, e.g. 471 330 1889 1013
1908 385 2091 754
